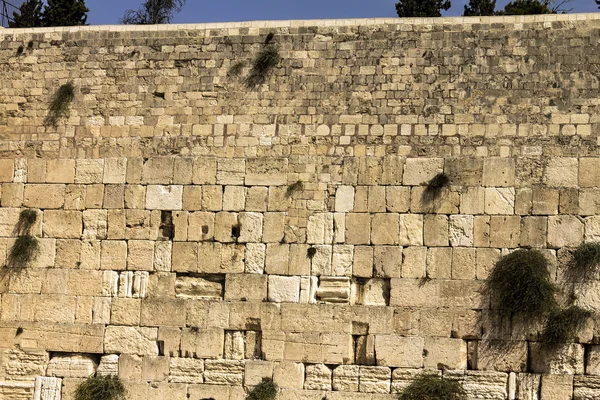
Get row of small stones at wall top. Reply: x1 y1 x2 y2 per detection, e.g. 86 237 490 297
1 12 600 35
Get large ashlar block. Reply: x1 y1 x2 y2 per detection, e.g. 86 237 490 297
304 364 332 390
82 209 108 240
423 338 467 370
489 216 520 248
0 159 14 182
268 275 300 303
103 158 127 184
333 365 359 392
399 214 423 246
317 276 350 303
346 213 371 244
181 328 224 359
97 354 119 376
426 247 452 279
245 158 287 185
452 247 476 280
34 376 61 400
529 343 584 374
140 297 186 327
391 368 440 394
245 360 275 386
46 159 75 183
540 374 573 400
142 158 174 184
75 159 104 184
446 370 508 400
217 158 245 185
545 158 578 188
424 215 448 246
402 246 426 278
24 184 65 209
224 274 267 301
238 212 263 243
371 213 399 245
222 186 246 211
574 375 600 400
354 278 389 306
359 366 391 394
127 240 154 271
104 326 159 356
245 243 266 274
485 187 515 215
335 186 355 212
46 353 97 378
461 187 485 214
403 158 443 185
580 158 600 188
203 359 244 385
169 358 204 383
145 185 183 210
43 210 82 239
386 186 411 213
449 215 474 247
175 275 223 299
224 331 245 360
274 362 305 389
482 158 515 187
332 245 353 276
375 335 424 368
311 245 332 276
307 213 334 244
548 215 584 248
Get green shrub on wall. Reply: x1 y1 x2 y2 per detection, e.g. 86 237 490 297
7 209 40 269
45 81 75 127
421 172 450 209
398 374 466 400
246 378 278 400
571 242 600 279
245 43 281 88
74 375 126 400
541 306 592 348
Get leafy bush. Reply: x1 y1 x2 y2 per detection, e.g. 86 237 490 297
45 82 75 127
247 378 278 400
74 375 126 400
486 249 556 317
286 181 303 197
572 242 600 277
398 375 466 400
421 172 450 205
541 306 592 347
245 44 281 88
8 235 40 269
16 209 37 236
228 61 245 77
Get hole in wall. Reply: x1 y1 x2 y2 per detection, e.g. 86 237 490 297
160 211 174 240
231 224 241 240
202 225 209 235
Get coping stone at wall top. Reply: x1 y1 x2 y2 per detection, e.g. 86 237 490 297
1 12 600 36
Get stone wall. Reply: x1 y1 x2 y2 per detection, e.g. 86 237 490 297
1 13 600 399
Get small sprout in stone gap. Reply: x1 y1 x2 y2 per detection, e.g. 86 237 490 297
228 61 245 77
245 34 281 88
571 242 600 279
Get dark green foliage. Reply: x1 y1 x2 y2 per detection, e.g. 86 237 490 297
541 306 592 347
422 173 450 205
9 0 44 28
398 375 466 400
463 0 497 15
8 235 40 269
246 378 278 400
572 242 600 275
396 0 451 18
45 82 75 127
228 62 245 77
43 0 89 26
307 247 317 259
121 0 186 24
286 181 303 197
487 249 556 317
74 375 126 400
497 0 551 15
16 209 38 236
245 44 281 88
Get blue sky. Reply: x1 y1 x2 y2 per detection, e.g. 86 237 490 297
80 0 599 25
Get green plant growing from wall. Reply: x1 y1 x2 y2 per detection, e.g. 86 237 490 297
486 249 556 318
286 180 303 197
7 209 40 269
398 374 466 400
228 61 245 78
421 172 450 207
245 41 281 88
571 242 600 278
540 305 592 348
246 378 278 400
45 81 75 127
16 209 38 235
74 375 126 400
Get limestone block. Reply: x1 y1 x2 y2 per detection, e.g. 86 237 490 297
75 159 104 184
110 298 141 325
299 276 318 304
317 276 350 303
307 213 334 244
261 212 284 243
169 358 204 383
288 244 310 276
202 185 223 211
311 245 332 276
304 364 332 391
265 243 289 275
118 271 149 298
173 158 193 185
368 186 386 213
238 212 263 243
399 214 423 246
42 210 81 239
516 373 541 400
452 247 476 280
268 275 300 303
245 186 268 212
448 370 508 400
82 209 108 240
242 243 264 274
182 186 201 211
530 343 584 374
151 241 171 273
545 158 578 188
358 158 383 185
172 242 198 272
391 369 439 394
489 216 520 248
335 186 355 212
181 328 224 359
104 326 159 355
175 276 223 299
274 362 305 389
476 248 501 280
86 184 104 209
449 215 474 247
423 337 467 370
521 217 547 248
34 376 61 400
140 297 186 327
46 353 97 378
0 159 14 182
402 246 426 278
24 184 65 209
145 185 183 210
426 247 452 279
424 215 449 246
141 158 174 184
192 157 217 185
245 361 275 386
332 245 353 276
346 213 371 244
214 212 238 243
574 376 600 400
224 331 245 360
203 360 244 385
2 182 24 207
403 158 443 185
532 188 559 215
461 187 485 214
217 158 245 185
103 158 127 184
245 158 287 186
371 213 399 245
333 365 360 391
382 155 404 185
548 216 584 248
386 186 411 213
483 158 515 187
540 374 573 400
127 240 154 271
222 186 246 211
46 159 75 183
375 335 424 368
485 187 515 215
353 246 374 278
224 274 267 301
359 366 391 394
142 356 169 382
96 354 119 376
188 212 214 241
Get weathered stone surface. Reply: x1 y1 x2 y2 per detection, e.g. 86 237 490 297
316 276 350 303
169 357 204 383
175 275 223 299
97 354 119 376
548 215 584 248
529 343 584 375
304 364 332 390
46 353 97 378
104 326 159 356
333 365 359 392
203 360 244 385
33 376 61 400
359 366 391 394
145 185 183 210
375 336 423 368
268 275 300 303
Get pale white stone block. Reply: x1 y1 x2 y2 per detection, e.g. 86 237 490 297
145 185 183 210
449 215 474 247
268 275 300 303
335 186 355 212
